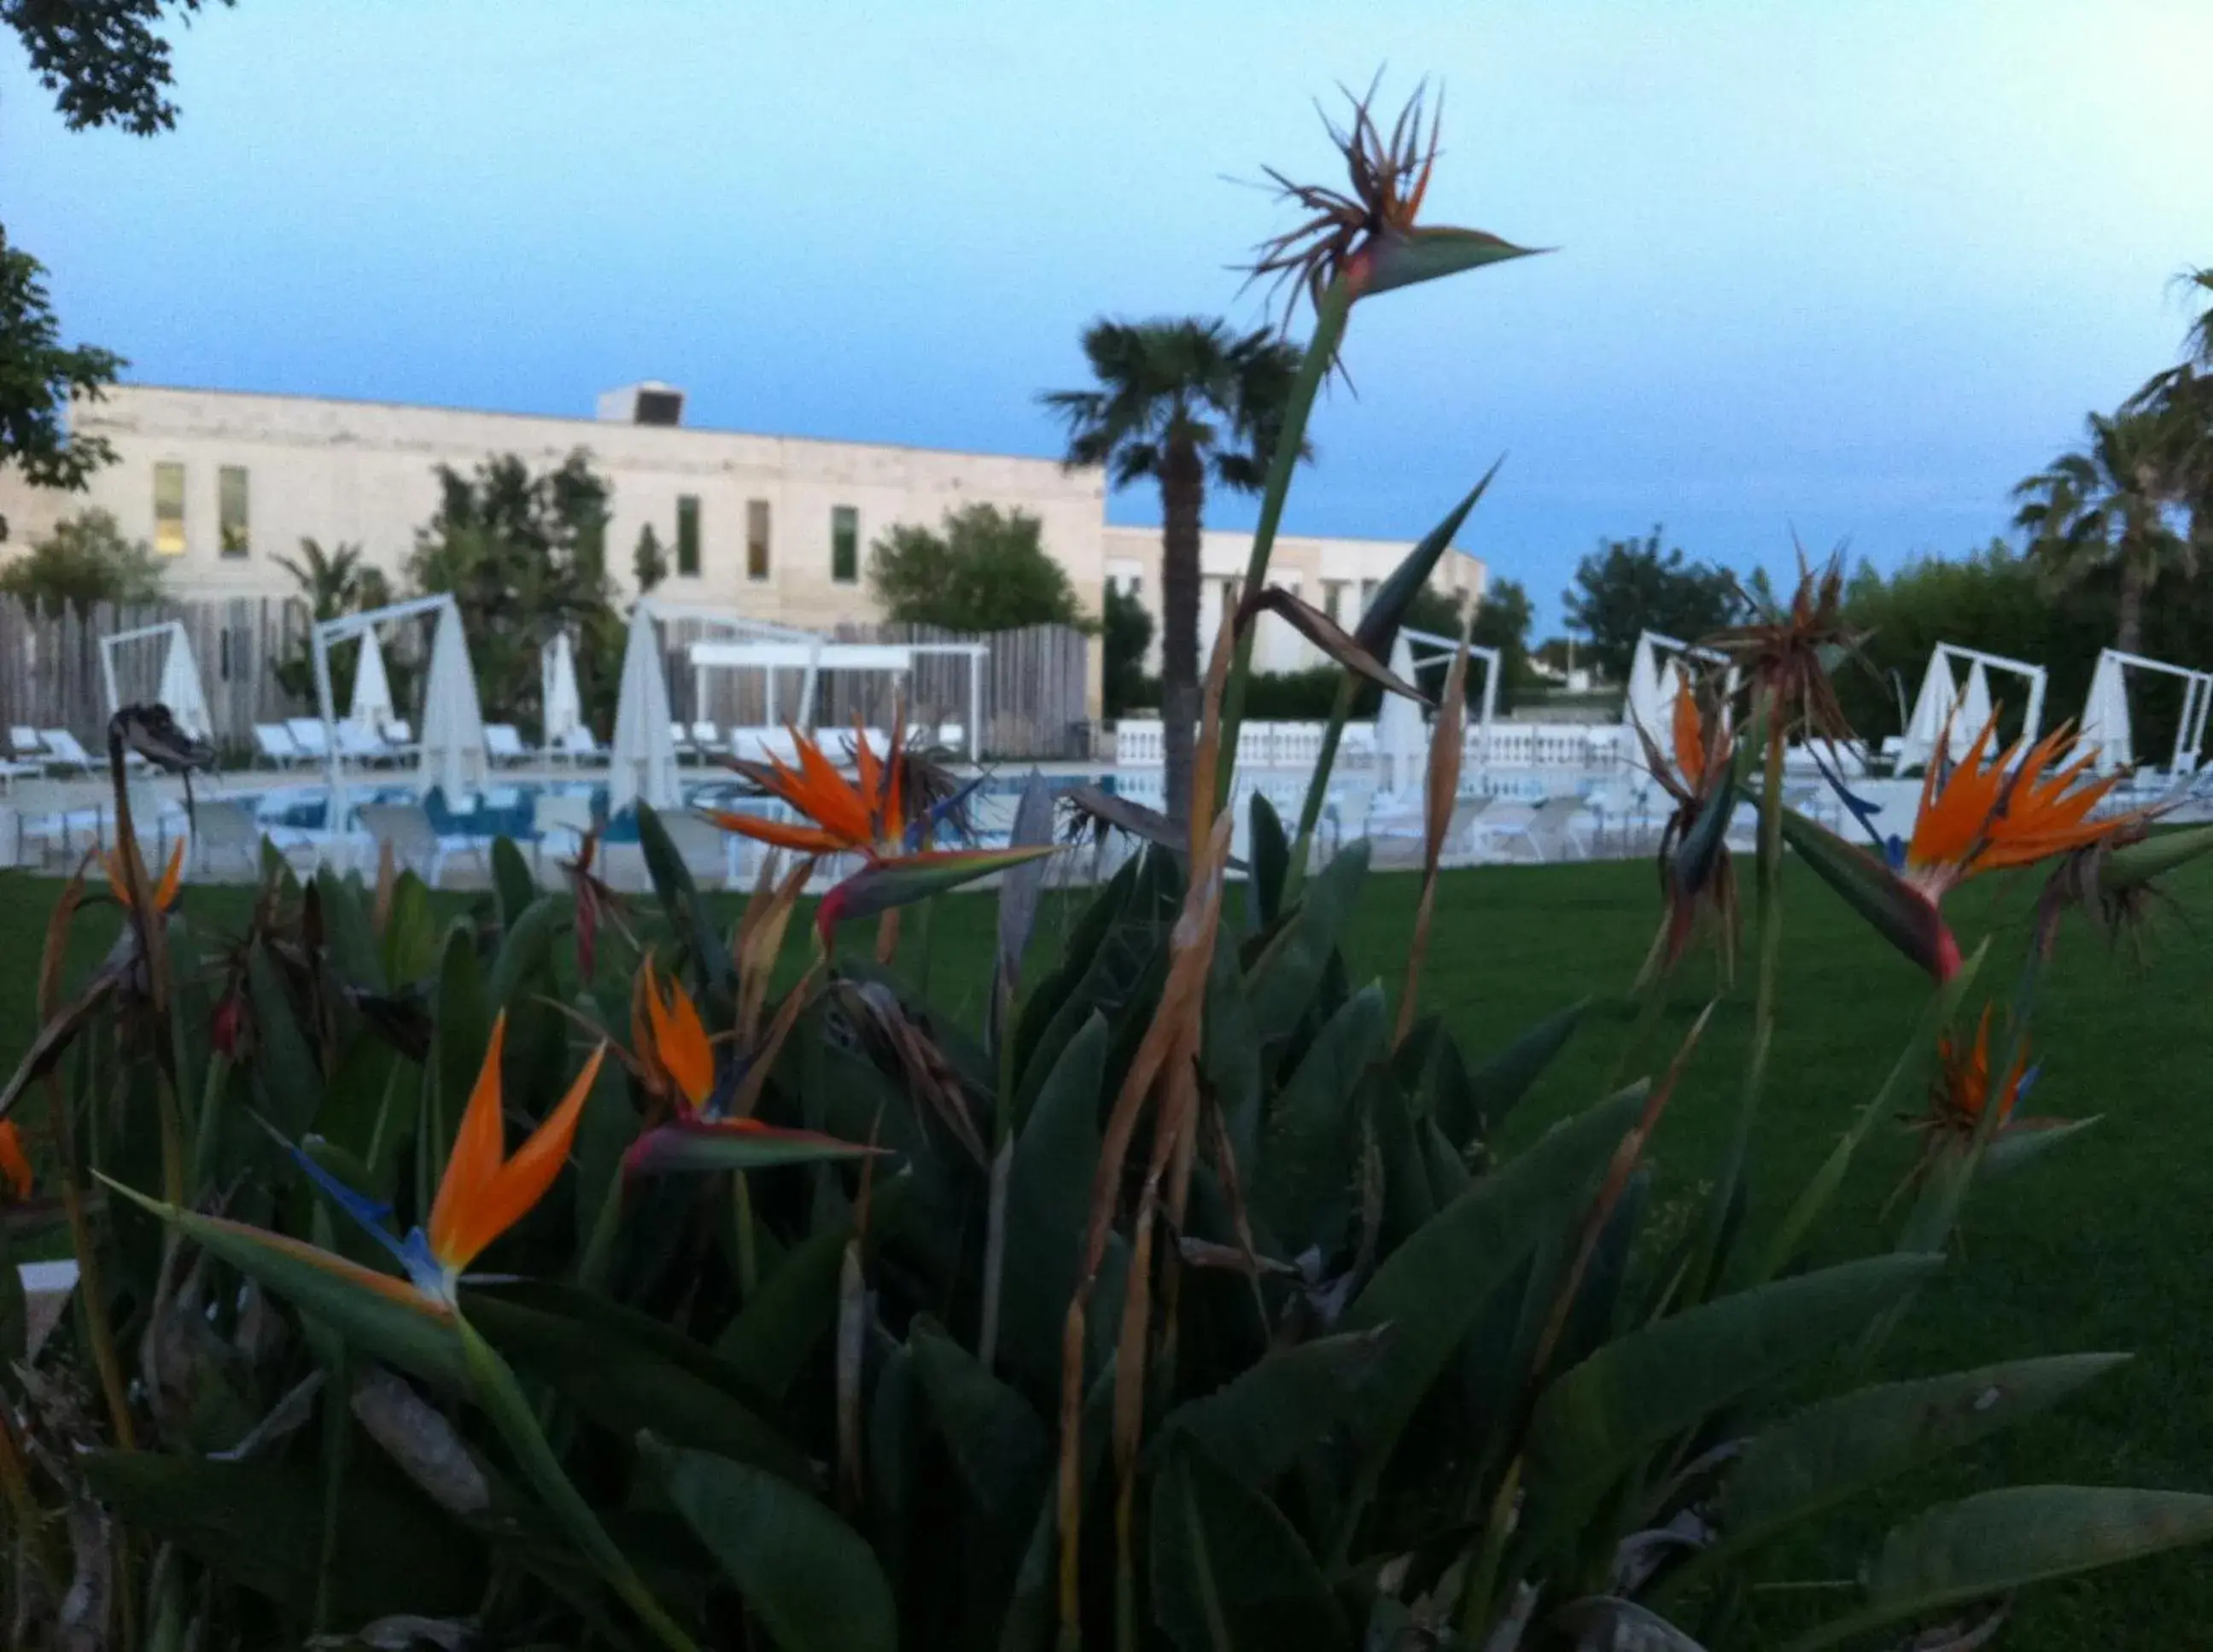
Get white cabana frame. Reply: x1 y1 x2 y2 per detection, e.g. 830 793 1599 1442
100 620 212 739
1898 642 2047 771
312 593 487 825
2089 647 2213 777
677 613 988 761
1400 625 1503 761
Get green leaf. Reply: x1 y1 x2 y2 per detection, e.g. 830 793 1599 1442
637 800 733 995
910 1319 1053 1523
103 1179 467 1388
248 941 324 1135
998 1012 1109 1389
464 1289 809 1482
1149 1436 1346 1652
1548 1598 1708 1649
433 918 488 1159
1352 459 1504 660
1522 1254 1946 1546
821 846 1056 932
658 1442 897 1652
81 1451 482 1624
491 836 537 929
623 1118 881 1176
1247 791 1289 931
1457 998 1588 1147
315 867 385 993
716 1225 850 1403
1363 225 1544 300
1253 983 1387 1258
2099 822 2213 894
1338 1087 1644 1498
1245 841 1369 1048
1203 926 1265 1176
1780 807 1953 978
1164 1328 1390 1489
487 891 562 1010
380 870 441 986
1715 1354 2130 1567
1786 1486 2213 1652
1011 854 1137 1081
1981 1118 2100 1180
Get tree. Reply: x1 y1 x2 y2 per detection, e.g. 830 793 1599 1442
1469 576 1534 714
0 506 160 616
1042 318 1305 822
1102 581 1154 718
867 503 1087 632
407 450 617 726
1562 527 1737 682
270 538 393 702
1 3 233 536
2012 410 2195 652
633 522 669 593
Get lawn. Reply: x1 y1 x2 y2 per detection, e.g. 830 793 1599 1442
3 853 2210 1646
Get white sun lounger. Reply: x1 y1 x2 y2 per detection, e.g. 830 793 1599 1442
484 723 533 766
39 729 96 776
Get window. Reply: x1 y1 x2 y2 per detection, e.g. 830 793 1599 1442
1359 578 1380 615
154 463 186 555
831 505 859 583
1323 579 1348 624
218 466 250 557
746 499 772 581
675 494 701 577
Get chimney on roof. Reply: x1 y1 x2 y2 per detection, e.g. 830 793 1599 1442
597 382 686 426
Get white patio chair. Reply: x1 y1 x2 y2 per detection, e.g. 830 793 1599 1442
285 719 332 762
254 724 302 768
484 723 532 767
190 797 269 878
39 730 96 777
558 725 607 765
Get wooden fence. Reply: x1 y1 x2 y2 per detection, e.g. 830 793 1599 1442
2 598 1092 762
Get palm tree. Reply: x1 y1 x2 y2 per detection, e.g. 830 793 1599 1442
2012 410 2195 651
1042 318 1304 821
275 537 390 622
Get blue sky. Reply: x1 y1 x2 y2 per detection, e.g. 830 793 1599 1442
4 1 2208 630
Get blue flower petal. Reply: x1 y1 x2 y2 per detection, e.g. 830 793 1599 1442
285 1141 416 1274
905 773 987 852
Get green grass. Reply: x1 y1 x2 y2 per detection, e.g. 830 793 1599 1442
4 855 2211 1645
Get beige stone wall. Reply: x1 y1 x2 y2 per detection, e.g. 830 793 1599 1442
1101 523 1487 675
0 385 1110 715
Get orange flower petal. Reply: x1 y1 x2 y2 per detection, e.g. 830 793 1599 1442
427 1013 511 1270
1672 686 1706 791
0 1120 31 1200
645 967 714 1112
470 1042 606 1265
704 812 853 855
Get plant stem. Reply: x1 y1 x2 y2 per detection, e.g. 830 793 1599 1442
1284 674 1358 905
731 1171 758 1301
1214 280 1354 815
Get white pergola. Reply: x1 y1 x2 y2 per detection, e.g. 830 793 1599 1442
675 614 987 762
100 620 212 739
1402 625 1502 755
312 593 487 824
1899 643 2047 771
2083 647 2213 777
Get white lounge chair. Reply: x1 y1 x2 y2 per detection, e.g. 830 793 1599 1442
39 729 96 777
9 727 45 768
558 725 606 765
381 719 422 760
335 721 393 767
190 797 269 877
254 724 303 768
689 721 724 759
355 801 482 888
530 790 595 871
1366 794 1492 869
285 719 332 762
484 723 533 767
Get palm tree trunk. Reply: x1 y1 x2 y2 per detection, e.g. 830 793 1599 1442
2117 555 2146 653
1159 443 1205 825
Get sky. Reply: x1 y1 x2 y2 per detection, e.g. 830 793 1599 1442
4 1 2210 632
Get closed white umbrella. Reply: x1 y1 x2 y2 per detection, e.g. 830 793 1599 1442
155 628 213 741
417 602 488 801
610 604 680 816
349 626 394 731
2079 652 2133 775
1622 633 1665 750
1899 652 1959 771
1951 661 1994 762
541 630 582 747
1375 633 1426 798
